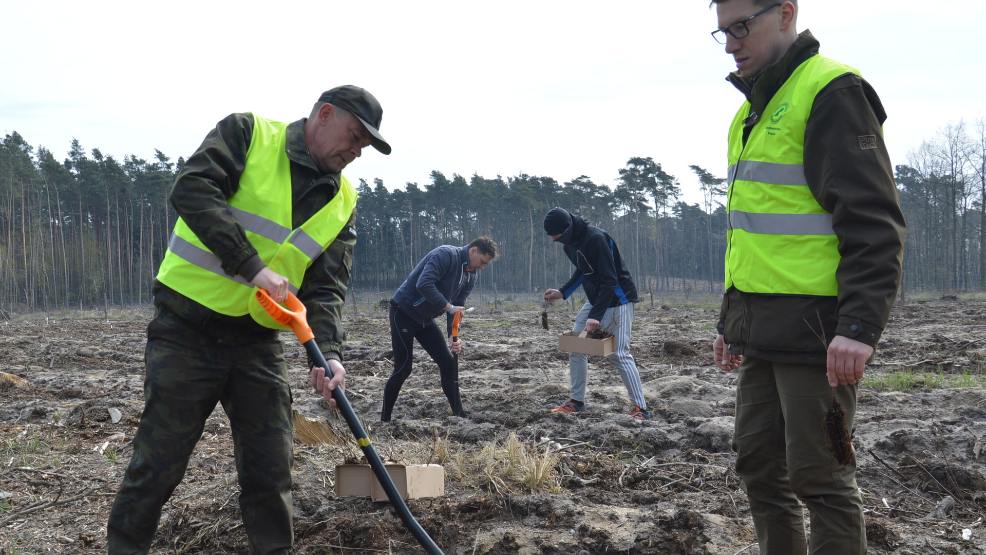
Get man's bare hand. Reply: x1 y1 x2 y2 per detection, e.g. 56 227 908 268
713 334 743 371
310 359 346 409
251 268 290 303
544 289 563 302
826 335 872 387
449 338 463 354
584 318 600 332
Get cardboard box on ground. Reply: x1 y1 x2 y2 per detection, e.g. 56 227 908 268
558 332 615 356
335 463 445 502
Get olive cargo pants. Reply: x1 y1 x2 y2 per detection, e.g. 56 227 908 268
733 357 865 555
107 306 293 554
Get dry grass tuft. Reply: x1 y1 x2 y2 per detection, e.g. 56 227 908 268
427 430 452 465
0 372 28 390
292 411 346 446
448 432 561 494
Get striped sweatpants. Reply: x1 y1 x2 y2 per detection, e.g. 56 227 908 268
569 301 647 409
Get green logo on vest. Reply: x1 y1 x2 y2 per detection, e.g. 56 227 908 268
770 103 789 123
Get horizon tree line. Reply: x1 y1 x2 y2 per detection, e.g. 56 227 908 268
1 119 984 316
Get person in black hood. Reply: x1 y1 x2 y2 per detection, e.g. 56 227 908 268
542 207 650 420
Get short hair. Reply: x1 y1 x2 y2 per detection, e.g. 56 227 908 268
468 236 498 259
310 101 355 121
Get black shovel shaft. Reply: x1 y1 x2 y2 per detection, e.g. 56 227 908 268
304 340 443 555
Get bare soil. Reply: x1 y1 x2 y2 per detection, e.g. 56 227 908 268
2 296 985 554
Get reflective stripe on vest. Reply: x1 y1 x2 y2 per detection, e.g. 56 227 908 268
156 113 358 329
727 161 807 186
729 211 834 236
724 54 859 296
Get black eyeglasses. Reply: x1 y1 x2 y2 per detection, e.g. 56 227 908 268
711 2 781 44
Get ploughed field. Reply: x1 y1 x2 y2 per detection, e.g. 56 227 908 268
1 296 985 554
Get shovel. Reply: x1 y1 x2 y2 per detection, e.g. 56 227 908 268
255 290 444 555
447 308 471 417
450 307 474 355
451 310 463 355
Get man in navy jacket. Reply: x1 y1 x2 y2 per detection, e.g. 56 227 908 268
543 208 650 420
382 236 497 421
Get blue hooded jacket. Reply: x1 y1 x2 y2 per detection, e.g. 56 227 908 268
557 215 639 321
392 245 476 328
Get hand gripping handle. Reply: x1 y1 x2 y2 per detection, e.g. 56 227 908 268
255 290 315 344
451 310 463 341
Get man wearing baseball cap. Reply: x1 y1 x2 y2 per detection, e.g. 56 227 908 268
107 86 390 553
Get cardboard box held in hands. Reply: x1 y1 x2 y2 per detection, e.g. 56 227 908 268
558 331 615 356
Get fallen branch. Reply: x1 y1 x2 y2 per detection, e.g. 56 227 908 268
0 466 63 479
865 450 933 506
644 462 729 472
0 488 96 527
867 449 912 484
911 457 962 501
554 441 591 452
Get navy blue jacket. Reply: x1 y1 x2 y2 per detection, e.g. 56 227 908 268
558 216 638 321
392 245 476 328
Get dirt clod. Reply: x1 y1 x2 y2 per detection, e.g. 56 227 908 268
586 329 612 339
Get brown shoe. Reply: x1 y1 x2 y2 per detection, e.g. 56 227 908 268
550 399 585 414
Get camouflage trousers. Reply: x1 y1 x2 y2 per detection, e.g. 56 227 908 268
733 356 865 555
107 306 294 554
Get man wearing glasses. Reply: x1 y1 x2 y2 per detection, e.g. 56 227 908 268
709 1 904 553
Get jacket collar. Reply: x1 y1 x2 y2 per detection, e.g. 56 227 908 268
286 118 343 200
285 118 342 180
726 30 820 115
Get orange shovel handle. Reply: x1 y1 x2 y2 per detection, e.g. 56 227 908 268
451 310 463 340
255 290 315 344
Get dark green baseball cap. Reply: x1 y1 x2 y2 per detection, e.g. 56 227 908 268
318 85 391 155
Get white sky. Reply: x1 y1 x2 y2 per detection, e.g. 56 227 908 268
2 1 984 205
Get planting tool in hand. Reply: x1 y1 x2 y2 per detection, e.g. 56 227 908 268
450 307 473 352
255 289 444 555
451 309 463 364
447 309 469 417
540 301 550 330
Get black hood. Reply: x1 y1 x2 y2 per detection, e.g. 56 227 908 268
559 214 588 245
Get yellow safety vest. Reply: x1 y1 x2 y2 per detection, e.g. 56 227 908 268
725 54 860 296
157 113 358 330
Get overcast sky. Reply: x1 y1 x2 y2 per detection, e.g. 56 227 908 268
3 1 984 204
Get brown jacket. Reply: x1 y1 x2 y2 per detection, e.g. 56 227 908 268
717 31 906 364
154 113 356 361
